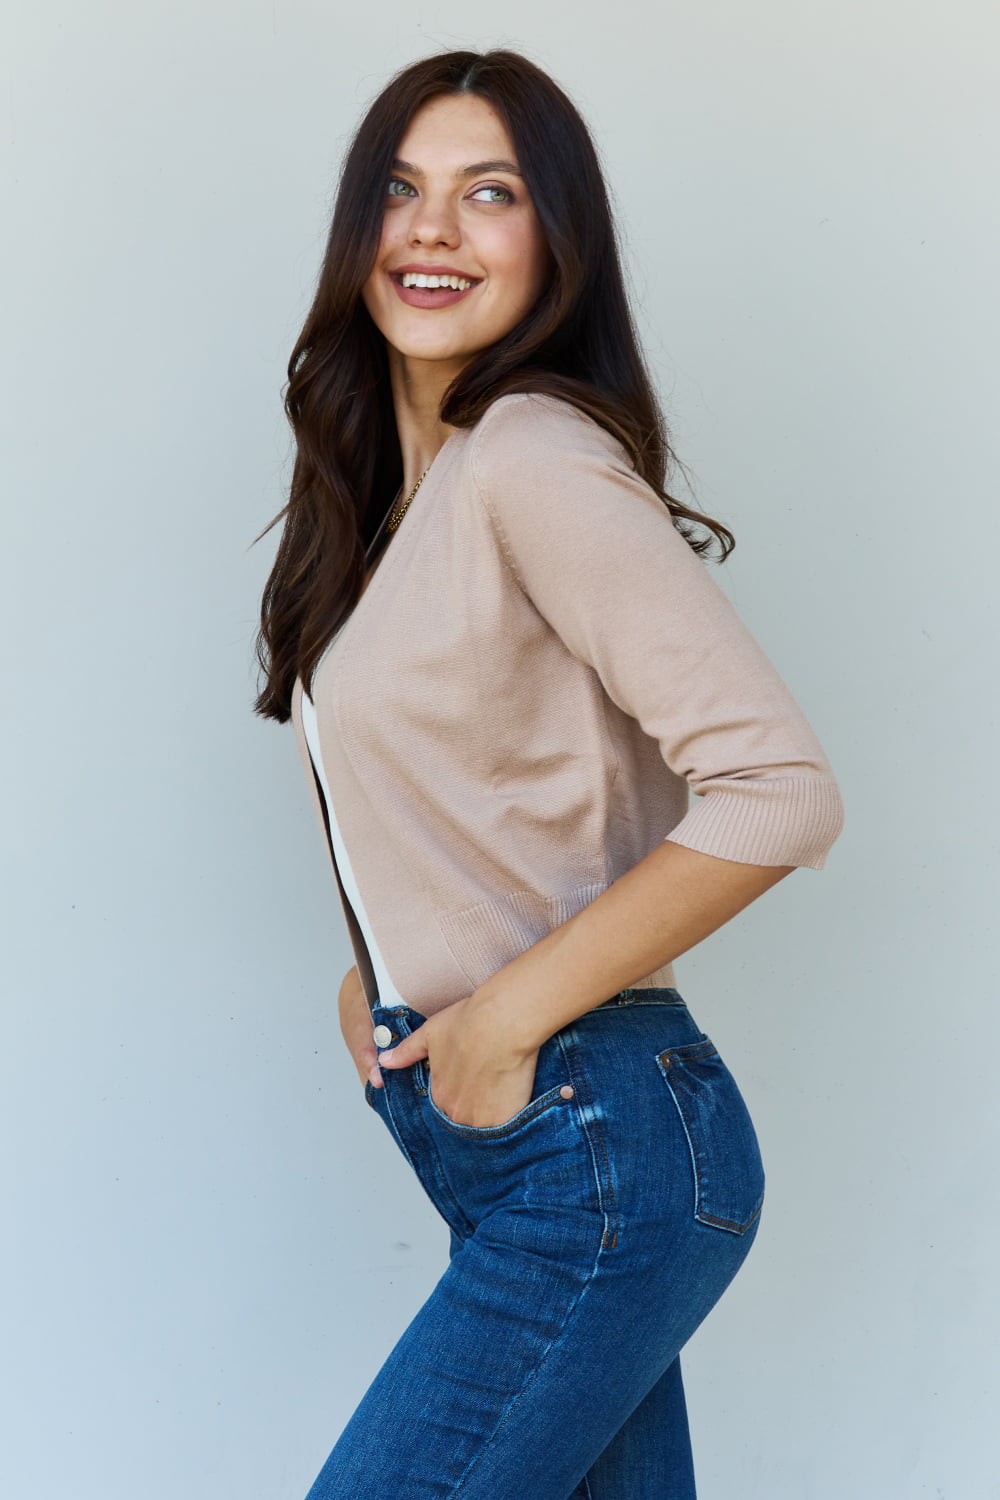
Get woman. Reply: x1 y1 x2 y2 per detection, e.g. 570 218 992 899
254 47 844 1500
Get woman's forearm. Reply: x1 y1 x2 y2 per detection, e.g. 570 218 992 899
475 840 796 1055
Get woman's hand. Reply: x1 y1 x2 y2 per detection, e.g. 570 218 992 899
337 966 382 1089
377 991 540 1129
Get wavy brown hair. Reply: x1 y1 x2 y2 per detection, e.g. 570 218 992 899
254 47 735 722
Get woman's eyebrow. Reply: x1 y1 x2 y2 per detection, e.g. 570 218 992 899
391 157 524 179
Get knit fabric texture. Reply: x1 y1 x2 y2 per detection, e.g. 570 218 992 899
290 392 845 1016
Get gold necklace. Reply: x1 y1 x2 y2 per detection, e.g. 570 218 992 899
384 466 430 534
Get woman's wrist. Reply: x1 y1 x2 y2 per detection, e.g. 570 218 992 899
468 926 615 1056
465 981 551 1059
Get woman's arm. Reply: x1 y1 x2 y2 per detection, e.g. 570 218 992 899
382 398 843 1126
379 841 794 1127
338 964 383 1087
472 839 794 1053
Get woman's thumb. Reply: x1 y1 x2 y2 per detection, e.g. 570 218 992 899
379 1030 428 1069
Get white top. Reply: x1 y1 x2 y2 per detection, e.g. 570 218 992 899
301 626 406 1008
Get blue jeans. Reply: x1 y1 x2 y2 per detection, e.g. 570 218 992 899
304 988 765 1499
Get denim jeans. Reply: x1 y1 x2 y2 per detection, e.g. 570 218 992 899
304 987 765 1500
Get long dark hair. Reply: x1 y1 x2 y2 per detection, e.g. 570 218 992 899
253 47 735 723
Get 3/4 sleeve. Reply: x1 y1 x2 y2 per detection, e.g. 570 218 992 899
469 393 845 870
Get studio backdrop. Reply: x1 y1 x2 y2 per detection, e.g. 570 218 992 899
2 2 997 1497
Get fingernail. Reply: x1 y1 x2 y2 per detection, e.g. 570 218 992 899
378 1051 392 1064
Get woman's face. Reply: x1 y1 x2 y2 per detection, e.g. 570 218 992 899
361 93 553 374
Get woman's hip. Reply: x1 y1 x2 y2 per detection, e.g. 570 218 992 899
364 987 766 1257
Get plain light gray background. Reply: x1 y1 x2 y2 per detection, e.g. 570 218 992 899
2 3 997 1497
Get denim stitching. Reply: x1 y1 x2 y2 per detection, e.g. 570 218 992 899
377 1016 476 1241
696 1199 764 1234
655 1041 763 1236
558 1028 622 1252
426 1081 569 1139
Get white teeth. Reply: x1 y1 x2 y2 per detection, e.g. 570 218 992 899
399 272 475 290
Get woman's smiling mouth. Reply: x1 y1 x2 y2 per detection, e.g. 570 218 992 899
388 269 483 309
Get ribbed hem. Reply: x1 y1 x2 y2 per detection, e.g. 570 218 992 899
663 776 845 870
438 882 610 990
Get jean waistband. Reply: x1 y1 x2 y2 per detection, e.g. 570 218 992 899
601 987 686 1007
370 986 688 1027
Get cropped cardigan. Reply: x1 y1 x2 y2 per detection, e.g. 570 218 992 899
290 391 845 1018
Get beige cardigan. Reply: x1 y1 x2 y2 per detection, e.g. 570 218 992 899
290 392 845 1017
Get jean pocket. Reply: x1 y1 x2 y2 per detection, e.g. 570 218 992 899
655 1036 765 1235
424 1066 572 1141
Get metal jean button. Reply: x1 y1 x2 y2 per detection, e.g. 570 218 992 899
372 1024 394 1048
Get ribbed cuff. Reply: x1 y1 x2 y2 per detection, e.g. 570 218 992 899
663 776 845 870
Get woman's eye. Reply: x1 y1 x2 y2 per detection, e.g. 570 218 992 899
471 184 515 204
386 178 514 205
